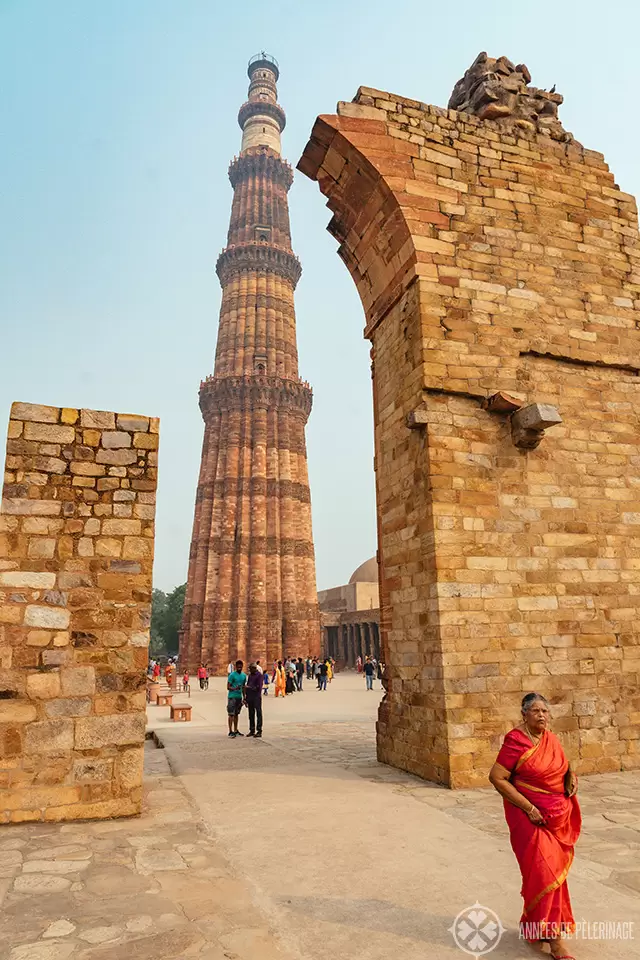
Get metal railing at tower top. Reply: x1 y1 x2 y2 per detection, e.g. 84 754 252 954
248 52 279 76
249 51 278 69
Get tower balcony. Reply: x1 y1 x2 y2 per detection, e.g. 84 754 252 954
238 99 286 134
228 151 294 190
199 373 313 423
216 242 302 288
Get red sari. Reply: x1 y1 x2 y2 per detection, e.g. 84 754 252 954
496 728 581 942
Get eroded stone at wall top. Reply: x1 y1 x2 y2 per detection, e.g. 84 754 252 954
448 51 570 142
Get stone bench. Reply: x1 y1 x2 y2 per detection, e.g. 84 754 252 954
170 704 192 722
156 693 173 707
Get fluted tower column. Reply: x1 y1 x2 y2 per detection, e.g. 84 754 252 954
181 54 320 673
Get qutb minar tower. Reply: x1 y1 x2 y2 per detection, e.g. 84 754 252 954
181 54 320 673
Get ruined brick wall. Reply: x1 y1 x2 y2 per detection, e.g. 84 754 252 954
300 84 640 787
0 402 158 821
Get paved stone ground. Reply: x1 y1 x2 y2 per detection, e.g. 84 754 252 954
0 744 290 960
3 675 639 959
151 675 640 959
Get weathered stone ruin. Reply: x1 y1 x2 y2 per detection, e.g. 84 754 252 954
300 55 640 787
0 403 158 822
449 51 570 142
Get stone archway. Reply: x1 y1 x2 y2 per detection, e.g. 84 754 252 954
299 74 640 788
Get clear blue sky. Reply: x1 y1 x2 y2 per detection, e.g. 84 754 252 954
1 0 638 592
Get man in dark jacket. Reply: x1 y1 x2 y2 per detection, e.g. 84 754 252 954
244 662 263 738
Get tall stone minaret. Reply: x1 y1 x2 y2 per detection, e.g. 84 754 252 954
180 54 320 673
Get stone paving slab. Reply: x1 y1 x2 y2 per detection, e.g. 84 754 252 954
0 744 291 960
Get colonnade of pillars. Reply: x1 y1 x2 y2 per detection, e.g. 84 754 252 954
323 621 381 667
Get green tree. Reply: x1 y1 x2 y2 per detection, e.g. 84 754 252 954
150 583 186 658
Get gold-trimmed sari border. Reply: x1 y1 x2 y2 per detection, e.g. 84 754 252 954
514 779 555 795
523 851 574 916
514 735 542 772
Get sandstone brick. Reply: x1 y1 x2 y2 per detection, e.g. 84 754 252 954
73 758 113 782
115 747 144 790
1 499 61 516
27 538 56 559
96 448 138 466
101 431 132 449
24 606 70 630
10 402 59 424
74 714 146 749
101 518 142 537
117 414 149 432
26 672 61 699
122 537 153 559
0 606 23 625
0 702 37 723
26 630 53 647
60 666 95 697
24 719 74 753
80 409 116 429
95 538 122 558
44 698 92 718
133 432 158 450
0 571 55 589
23 422 76 444
70 462 105 477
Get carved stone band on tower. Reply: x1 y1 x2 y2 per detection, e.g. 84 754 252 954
180 54 320 674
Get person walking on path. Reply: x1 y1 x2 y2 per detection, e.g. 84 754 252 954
226 660 247 738
197 664 208 690
364 656 375 690
318 659 328 691
245 663 263 738
262 670 270 695
326 658 333 683
356 656 363 674
296 657 304 691
489 693 580 959
274 660 286 698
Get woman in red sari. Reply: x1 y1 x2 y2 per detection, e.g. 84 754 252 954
489 693 581 960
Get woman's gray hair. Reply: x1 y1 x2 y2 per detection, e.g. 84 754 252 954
521 692 549 713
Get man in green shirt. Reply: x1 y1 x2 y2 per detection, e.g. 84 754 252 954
226 659 247 738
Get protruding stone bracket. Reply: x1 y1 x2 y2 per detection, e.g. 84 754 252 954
510 403 563 449
484 391 524 415
407 409 429 429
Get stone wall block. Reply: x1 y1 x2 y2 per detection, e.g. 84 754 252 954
0 402 158 820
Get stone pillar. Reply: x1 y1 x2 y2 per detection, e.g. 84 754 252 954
0 402 158 822
372 622 381 662
299 62 640 786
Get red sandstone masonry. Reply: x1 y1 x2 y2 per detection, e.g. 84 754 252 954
0 403 158 821
299 85 640 787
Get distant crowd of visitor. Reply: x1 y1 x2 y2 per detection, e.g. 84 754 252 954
147 653 385 739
